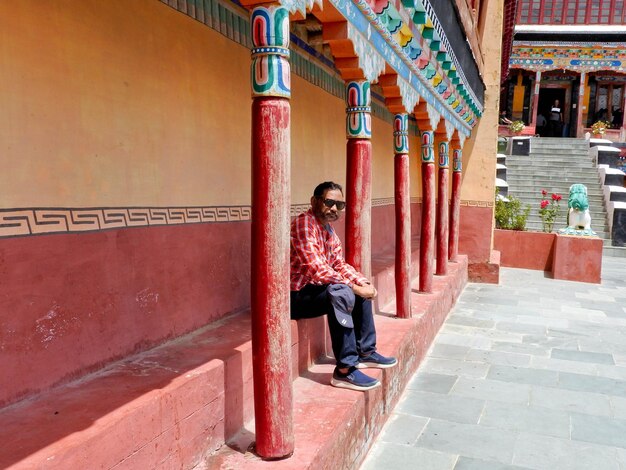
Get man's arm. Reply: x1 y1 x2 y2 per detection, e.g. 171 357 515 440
328 236 377 298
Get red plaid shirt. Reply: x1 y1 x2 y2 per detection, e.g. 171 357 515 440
290 209 368 291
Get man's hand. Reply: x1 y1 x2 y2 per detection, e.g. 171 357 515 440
352 283 377 299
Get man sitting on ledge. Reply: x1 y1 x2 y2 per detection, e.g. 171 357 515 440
290 181 397 391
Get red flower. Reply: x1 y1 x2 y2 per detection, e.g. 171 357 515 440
540 200 549 209
551 193 559 201
556 194 562 201
541 189 547 196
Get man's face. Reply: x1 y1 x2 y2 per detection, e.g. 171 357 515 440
312 188 345 223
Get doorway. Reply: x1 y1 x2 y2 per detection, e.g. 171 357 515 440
537 88 567 137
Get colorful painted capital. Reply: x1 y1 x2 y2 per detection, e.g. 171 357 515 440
420 130 435 163
346 81 372 139
438 141 449 168
452 149 462 172
393 114 409 154
250 6 290 98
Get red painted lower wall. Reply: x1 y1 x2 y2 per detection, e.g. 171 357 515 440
0 201 488 407
0 222 250 406
494 229 556 270
458 205 493 263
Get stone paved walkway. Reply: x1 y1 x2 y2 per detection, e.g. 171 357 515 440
361 257 626 470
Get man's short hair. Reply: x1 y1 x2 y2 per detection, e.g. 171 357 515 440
313 181 343 198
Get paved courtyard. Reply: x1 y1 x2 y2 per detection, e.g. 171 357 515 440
362 257 626 470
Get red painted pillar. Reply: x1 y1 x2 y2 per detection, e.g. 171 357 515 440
249 5 293 459
419 130 435 293
393 114 411 318
436 141 449 276
449 148 462 262
576 72 586 137
345 80 372 277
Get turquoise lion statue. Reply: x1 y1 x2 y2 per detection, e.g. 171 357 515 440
559 184 596 236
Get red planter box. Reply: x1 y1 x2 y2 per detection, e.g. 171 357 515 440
494 229 556 271
493 229 602 283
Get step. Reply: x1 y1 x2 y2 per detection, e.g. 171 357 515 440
504 161 596 167
0 242 468 469
506 185 605 192
506 180 602 186
604 246 626 257
508 190 605 198
204 258 469 469
506 176 602 183
504 166 597 171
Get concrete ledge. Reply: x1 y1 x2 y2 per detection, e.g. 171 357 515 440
208 256 469 469
494 230 555 271
599 167 626 186
609 201 626 247
507 136 531 156
0 241 467 469
552 235 603 284
604 185 626 205
467 249 500 284
590 138 613 147
493 229 603 283
590 145 622 168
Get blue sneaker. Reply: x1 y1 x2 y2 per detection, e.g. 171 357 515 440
356 351 398 369
330 367 380 391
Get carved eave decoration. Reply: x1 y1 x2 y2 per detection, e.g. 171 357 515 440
316 0 482 137
509 41 626 74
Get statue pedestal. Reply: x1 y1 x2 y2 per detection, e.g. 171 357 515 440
552 234 603 284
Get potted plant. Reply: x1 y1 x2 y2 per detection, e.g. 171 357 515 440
590 120 610 137
494 190 530 231
508 120 525 135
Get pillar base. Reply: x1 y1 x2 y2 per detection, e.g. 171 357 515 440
467 250 500 284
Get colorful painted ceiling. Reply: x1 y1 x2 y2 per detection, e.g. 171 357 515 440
510 41 626 73
285 0 484 136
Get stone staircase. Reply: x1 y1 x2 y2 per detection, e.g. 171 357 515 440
504 137 611 243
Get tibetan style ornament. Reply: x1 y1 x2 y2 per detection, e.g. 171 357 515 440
558 184 597 237
250 6 290 98
345 80 372 139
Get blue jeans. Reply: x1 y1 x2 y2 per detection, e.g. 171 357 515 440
290 284 377 368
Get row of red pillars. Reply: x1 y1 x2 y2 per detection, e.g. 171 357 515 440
247 3 464 459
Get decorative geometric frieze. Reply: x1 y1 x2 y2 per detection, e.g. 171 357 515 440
0 206 254 238
250 5 291 98
372 197 396 207
393 113 410 154
460 200 494 207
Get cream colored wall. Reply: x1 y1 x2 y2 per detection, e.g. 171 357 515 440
291 79 412 204
0 0 253 207
459 0 503 204
1 0 409 210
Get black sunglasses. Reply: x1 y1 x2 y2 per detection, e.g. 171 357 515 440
318 197 346 211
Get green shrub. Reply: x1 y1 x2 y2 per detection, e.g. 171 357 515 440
495 190 531 231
